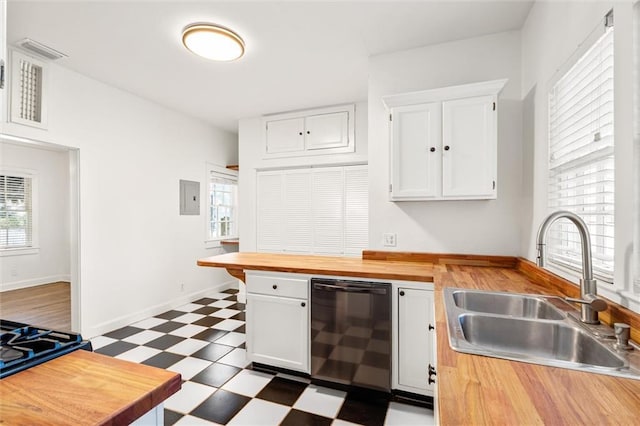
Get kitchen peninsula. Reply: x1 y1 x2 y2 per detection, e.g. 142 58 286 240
198 251 640 424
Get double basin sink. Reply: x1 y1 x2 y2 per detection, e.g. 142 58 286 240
444 288 640 380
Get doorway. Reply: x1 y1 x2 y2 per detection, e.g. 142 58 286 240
0 134 80 332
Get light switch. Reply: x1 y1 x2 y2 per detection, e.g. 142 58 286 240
179 179 200 215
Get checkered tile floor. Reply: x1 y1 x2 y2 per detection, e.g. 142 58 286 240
92 289 435 425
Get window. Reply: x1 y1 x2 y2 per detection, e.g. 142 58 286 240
0 174 33 249
207 166 238 241
548 14 614 281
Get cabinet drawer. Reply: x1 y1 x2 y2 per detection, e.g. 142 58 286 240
246 274 308 299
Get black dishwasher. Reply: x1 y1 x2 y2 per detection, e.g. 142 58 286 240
310 278 391 392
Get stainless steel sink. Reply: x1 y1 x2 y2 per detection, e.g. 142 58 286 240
444 288 640 380
459 314 625 368
452 289 565 320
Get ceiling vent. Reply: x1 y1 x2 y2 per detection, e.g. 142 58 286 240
16 38 67 60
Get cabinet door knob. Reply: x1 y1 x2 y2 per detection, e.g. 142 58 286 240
399 290 405 296
429 147 436 152
272 284 278 290
301 302 306 307
306 131 310 134
298 132 303 135
429 324 435 331
444 145 450 151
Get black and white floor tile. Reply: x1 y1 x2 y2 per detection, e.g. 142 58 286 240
92 289 435 426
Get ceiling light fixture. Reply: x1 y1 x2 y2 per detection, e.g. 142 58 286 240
181 23 245 61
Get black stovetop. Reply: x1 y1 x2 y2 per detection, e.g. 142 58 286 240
0 319 92 379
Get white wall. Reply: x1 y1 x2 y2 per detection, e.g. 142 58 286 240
521 0 637 311
0 142 70 291
238 102 368 252
368 31 523 254
1 60 238 337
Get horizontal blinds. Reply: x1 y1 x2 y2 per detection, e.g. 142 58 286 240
548 26 614 280
0 175 33 249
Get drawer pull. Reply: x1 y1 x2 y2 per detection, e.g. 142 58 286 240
429 324 435 331
272 284 278 290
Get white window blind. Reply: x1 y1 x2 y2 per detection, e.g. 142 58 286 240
0 175 33 249
548 22 614 281
208 172 238 240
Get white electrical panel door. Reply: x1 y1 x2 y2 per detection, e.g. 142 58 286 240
390 103 441 200
305 111 349 150
312 168 344 254
397 287 435 395
283 170 313 253
442 95 496 199
256 172 284 251
344 166 369 256
246 292 309 373
266 117 304 154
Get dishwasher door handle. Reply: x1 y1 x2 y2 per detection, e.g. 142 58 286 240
312 283 388 295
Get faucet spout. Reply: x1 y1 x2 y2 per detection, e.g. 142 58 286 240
535 210 605 324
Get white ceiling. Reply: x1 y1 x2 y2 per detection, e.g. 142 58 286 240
7 1 534 134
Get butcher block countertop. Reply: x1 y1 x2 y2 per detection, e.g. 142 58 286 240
197 252 437 282
198 251 640 425
0 350 181 425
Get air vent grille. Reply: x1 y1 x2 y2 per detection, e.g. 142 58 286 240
16 38 67 61
18 58 43 122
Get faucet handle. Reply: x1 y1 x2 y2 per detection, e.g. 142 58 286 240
614 323 633 351
565 295 607 312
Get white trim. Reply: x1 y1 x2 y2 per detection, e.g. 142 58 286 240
82 279 237 339
382 78 508 108
0 274 70 292
0 246 39 256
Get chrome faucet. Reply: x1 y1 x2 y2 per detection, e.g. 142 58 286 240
536 210 607 324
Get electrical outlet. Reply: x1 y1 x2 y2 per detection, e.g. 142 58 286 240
383 233 397 247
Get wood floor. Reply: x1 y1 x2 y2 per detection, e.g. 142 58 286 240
0 282 71 331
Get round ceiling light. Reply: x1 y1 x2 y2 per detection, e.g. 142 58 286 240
182 23 245 61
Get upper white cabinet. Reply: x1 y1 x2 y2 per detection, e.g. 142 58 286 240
0 0 6 123
384 79 507 201
264 104 355 158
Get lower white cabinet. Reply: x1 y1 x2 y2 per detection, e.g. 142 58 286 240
394 285 436 396
245 272 310 373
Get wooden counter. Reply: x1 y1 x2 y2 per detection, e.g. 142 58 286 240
198 251 640 425
197 252 436 282
0 350 181 425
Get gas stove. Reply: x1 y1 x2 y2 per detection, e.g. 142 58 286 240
0 319 92 379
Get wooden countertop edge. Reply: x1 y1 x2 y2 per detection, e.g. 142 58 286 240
0 350 182 425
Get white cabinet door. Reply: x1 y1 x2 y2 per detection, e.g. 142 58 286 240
256 172 283 251
390 103 441 200
397 287 435 395
305 111 349 150
442 95 496 198
312 168 344 254
0 0 6 123
266 117 305 154
344 166 368 256
246 292 309 373
283 170 313 253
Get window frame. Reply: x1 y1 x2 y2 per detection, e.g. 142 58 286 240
0 168 39 256
205 163 238 246
546 12 615 284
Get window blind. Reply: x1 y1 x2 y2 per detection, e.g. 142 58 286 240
548 24 614 280
0 175 33 249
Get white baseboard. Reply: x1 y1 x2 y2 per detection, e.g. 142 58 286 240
83 279 238 338
1 275 71 292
